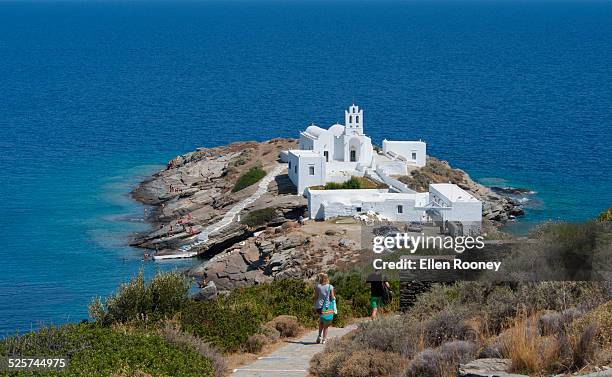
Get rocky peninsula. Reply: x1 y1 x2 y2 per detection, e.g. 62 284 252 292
131 139 526 292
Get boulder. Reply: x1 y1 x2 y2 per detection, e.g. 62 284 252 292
458 358 528 377
193 281 218 301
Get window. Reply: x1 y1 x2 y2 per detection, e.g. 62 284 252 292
356 207 362 212
411 152 417 160
356 115 359 123
350 150 356 162
323 151 329 162
309 166 315 175
397 205 403 214
288 161 291 169
349 115 352 123
294 166 297 173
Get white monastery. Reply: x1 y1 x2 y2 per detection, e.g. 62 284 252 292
282 103 482 234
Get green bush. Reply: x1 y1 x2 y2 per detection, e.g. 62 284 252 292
241 207 277 227
0 324 215 377
89 269 190 326
320 176 383 190
180 279 315 351
159 324 226 377
232 166 266 192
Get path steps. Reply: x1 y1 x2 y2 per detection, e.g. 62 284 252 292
153 164 285 260
231 325 357 377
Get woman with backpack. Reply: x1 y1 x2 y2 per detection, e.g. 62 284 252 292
313 273 336 344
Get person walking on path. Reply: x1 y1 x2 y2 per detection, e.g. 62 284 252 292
366 271 391 319
313 273 335 344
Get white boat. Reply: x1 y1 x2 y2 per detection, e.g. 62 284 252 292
152 250 199 260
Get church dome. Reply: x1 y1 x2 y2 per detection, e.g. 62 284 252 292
329 123 345 136
304 124 326 138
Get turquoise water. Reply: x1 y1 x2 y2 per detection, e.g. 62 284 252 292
1 1 611 336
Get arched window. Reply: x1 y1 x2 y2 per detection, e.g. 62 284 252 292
350 149 356 162
349 116 352 123
356 116 359 123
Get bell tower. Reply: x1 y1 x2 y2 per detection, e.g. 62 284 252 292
344 103 363 136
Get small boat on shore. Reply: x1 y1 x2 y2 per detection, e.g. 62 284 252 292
152 250 199 260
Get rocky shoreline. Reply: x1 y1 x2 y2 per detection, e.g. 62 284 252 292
130 139 527 292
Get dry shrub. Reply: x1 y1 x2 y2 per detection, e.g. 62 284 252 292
267 315 302 338
505 313 600 375
506 316 554 373
159 323 226 377
517 282 608 313
482 286 518 333
258 324 281 341
404 348 441 377
479 331 511 358
244 333 269 353
310 347 350 377
537 308 583 337
570 324 598 368
423 309 476 347
404 340 477 377
311 335 406 377
409 284 458 320
437 340 478 363
337 349 406 377
352 315 408 354
574 300 612 348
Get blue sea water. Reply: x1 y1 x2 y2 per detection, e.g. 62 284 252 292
0 0 611 337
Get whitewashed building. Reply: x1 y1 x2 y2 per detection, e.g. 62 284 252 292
306 189 430 222
284 103 482 230
287 103 425 195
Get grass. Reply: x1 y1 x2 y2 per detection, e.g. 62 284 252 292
232 166 266 192
241 207 277 227
311 176 385 190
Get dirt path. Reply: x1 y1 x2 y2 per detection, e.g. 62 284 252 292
231 324 357 377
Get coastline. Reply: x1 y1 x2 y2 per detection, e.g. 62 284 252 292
129 138 528 291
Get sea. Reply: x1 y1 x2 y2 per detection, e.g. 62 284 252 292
1 0 610 337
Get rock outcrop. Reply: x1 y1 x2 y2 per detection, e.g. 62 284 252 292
188 221 367 290
458 358 527 377
398 157 527 223
130 138 306 253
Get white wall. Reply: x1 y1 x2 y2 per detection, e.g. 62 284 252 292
383 140 426 167
300 130 336 163
444 201 482 223
428 185 482 223
306 189 426 221
298 135 314 151
288 151 326 195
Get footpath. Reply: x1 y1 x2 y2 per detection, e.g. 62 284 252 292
231 324 358 377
